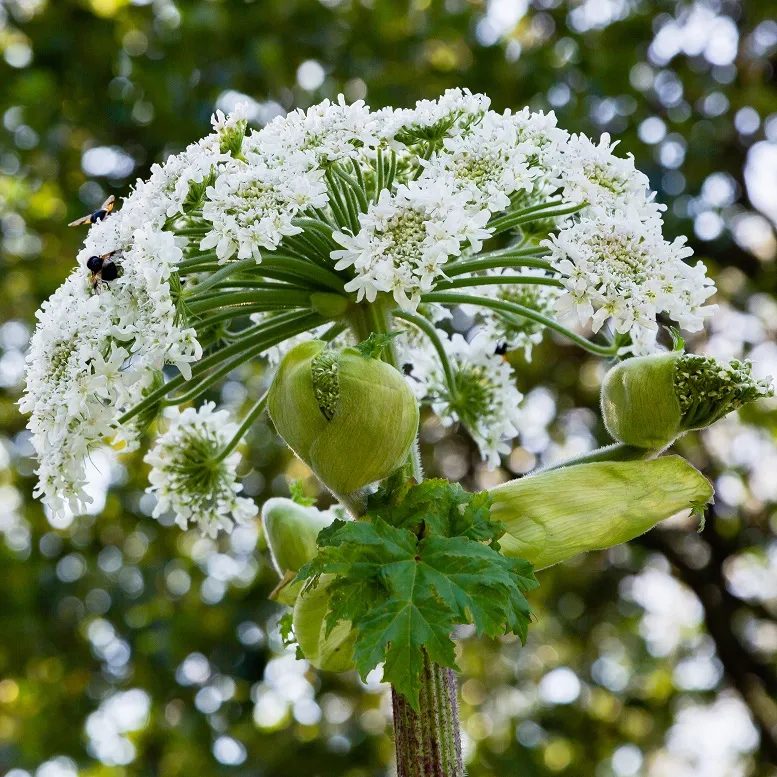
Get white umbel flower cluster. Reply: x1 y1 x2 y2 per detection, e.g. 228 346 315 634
23 88 719 518
544 211 715 344
144 403 258 537
255 95 378 166
379 88 490 146
19 111 259 516
419 110 555 211
402 332 523 466
332 182 491 310
474 268 562 361
20 227 201 516
200 160 328 263
544 132 716 350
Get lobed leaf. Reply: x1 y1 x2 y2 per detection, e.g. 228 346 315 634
296 515 537 710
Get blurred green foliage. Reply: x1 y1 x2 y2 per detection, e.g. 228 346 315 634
1 1 777 776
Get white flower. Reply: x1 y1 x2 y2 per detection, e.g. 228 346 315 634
543 212 716 351
144 403 258 538
508 107 570 174
380 88 491 146
20 217 201 516
401 331 523 467
251 94 378 168
211 101 250 136
420 111 536 212
559 133 663 221
200 159 328 263
331 181 491 311
473 268 562 361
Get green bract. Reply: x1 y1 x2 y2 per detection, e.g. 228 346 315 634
293 575 356 672
261 497 334 576
268 340 419 498
601 351 773 448
490 457 713 569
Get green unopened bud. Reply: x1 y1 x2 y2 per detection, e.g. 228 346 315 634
601 352 773 449
268 341 419 497
262 497 334 576
293 575 356 672
490 457 713 570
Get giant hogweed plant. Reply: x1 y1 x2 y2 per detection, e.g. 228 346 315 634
22 91 773 775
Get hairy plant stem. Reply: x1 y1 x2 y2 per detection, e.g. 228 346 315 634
392 652 463 777
348 297 461 773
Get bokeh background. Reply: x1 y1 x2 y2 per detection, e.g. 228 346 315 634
1 0 777 775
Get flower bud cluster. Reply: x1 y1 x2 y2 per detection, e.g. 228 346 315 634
675 355 773 429
602 351 774 449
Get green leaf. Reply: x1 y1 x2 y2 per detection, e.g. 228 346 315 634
418 536 536 639
667 326 685 351
367 478 505 546
296 517 537 710
354 331 401 359
353 578 457 706
279 610 305 660
289 479 317 507
278 611 295 646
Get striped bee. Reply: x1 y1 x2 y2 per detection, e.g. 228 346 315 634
68 195 115 227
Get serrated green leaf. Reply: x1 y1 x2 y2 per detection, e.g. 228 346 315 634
354 579 458 706
367 478 504 545
278 611 295 646
296 516 537 710
289 479 317 507
418 536 534 638
354 331 401 359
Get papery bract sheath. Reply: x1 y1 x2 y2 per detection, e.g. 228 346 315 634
268 341 419 498
490 457 713 569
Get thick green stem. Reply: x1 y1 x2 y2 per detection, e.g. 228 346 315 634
392 652 463 777
348 299 424 483
344 299 463 768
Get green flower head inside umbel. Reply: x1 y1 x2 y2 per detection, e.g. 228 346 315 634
601 350 774 449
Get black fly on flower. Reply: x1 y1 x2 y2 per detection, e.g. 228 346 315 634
85 250 121 289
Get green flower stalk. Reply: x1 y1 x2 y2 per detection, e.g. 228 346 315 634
490 457 713 569
268 340 419 502
601 352 774 449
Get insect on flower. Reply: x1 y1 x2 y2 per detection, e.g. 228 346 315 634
68 194 115 227
86 250 120 289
